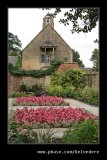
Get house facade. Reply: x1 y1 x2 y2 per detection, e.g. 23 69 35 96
22 14 73 70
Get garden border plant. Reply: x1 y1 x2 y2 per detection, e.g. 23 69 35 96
8 109 99 144
13 96 69 106
62 119 99 143
13 107 97 125
45 70 99 106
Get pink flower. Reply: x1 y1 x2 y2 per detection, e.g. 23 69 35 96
15 96 67 106
14 106 97 125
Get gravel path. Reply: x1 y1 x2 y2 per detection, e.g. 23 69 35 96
65 98 99 116
8 98 99 116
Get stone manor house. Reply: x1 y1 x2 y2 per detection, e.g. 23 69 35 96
21 14 76 70
8 14 99 94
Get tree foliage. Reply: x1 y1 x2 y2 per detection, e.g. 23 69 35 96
72 49 85 67
90 48 99 71
8 32 22 55
42 8 99 34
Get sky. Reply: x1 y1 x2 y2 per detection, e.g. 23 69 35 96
8 8 99 68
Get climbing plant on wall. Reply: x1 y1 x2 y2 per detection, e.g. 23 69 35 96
8 59 63 77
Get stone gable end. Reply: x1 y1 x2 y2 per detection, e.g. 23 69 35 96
22 25 73 70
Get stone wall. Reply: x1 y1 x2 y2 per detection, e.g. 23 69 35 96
8 71 99 94
8 73 51 94
22 25 73 70
84 73 99 88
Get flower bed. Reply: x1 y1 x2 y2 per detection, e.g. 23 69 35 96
14 107 97 126
13 96 69 106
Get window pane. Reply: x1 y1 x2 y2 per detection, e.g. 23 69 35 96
46 55 50 63
41 55 45 63
41 54 51 63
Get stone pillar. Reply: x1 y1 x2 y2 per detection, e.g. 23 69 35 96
45 48 46 53
53 48 54 59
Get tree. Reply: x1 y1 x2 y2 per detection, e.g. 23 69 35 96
94 39 99 44
72 49 85 67
8 32 22 55
42 8 99 34
90 48 99 71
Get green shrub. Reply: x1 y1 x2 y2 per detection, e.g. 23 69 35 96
32 83 42 91
8 51 18 56
64 86 76 98
32 83 43 96
8 92 35 98
17 83 43 96
51 70 86 89
8 128 33 144
45 84 79 98
20 82 27 92
8 126 55 144
80 86 99 105
8 110 21 135
45 85 98 106
29 129 55 144
67 70 86 89
8 109 15 124
9 92 20 98
45 85 63 96
51 72 72 88
63 119 99 144
26 85 34 93
53 85 63 96
61 87 75 98
61 89 69 98
45 85 53 96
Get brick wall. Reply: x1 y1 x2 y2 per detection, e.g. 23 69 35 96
8 73 46 94
58 62 79 72
8 73 22 94
8 71 99 94
8 72 13 94
8 73 99 94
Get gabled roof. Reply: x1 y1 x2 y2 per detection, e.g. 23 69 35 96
22 24 73 53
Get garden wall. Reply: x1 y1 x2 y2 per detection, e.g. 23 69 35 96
8 72 99 94
84 73 99 87
8 72 51 94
